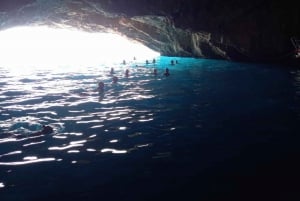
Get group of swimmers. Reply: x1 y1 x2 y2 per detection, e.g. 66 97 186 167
97 62 174 93
123 58 177 66
170 60 179 65
32 59 177 135
145 58 156 65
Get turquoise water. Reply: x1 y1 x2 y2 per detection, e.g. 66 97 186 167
0 56 299 201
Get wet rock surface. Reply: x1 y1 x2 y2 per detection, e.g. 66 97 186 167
0 0 299 63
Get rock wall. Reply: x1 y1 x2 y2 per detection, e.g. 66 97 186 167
0 0 299 63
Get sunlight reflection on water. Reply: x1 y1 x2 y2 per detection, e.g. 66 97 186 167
0 58 169 170
0 57 299 201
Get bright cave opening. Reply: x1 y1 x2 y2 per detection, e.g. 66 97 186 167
0 26 160 69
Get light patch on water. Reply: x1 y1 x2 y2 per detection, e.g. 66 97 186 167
101 148 127 154
76 120 104 124
68 110 85 113
0 138 18 144
23 156 38 160
107 117 121 121
23 141 46 147
137 144 151 148
53 135 68 139
120 116 133 120
0 158 56 166
90 125 104 129
0 151 22 158
64 133 83 136
67 150 80 153
138 118 153 122
48 144 84 151
86 148 97 152
70 140 87 145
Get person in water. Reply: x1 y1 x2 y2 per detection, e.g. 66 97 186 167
170 60 175 65
153 68 158 76
125 69 129 77
112 76 118 83
97 81 105 93
110 67 114 74
164 68 170 76
32 125 53 136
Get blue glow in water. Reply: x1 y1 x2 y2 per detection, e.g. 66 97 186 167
0 56 300 200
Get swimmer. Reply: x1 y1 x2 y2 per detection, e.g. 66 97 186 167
152 58 156 64
110 67 114 74
170 60 175 65
146 60 149 65
97 81 105 93
32 125 53 136
122 60 126 65
112 76 118 83
164 68 170 76
175 60 179 64
153 68 157 76
125 69 129 77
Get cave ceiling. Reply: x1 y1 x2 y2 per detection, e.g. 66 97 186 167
0 0 299 62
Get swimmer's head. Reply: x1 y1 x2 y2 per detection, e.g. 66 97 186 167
97 82 105 93
164 68 170 76
112 76 118 83
98 82 104 87
41 125 53 134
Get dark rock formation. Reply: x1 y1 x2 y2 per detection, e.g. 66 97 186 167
0 0 299 63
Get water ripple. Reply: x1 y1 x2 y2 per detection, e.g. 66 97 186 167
0 157 56 166
1 58 299 198
0 63 167 172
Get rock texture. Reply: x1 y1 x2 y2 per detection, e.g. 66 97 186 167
0 0 299 63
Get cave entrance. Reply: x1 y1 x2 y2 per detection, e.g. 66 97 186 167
0 26 160 68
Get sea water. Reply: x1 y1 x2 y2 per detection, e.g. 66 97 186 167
0 56 299 201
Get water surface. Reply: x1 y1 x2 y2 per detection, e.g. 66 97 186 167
0 57 299 201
